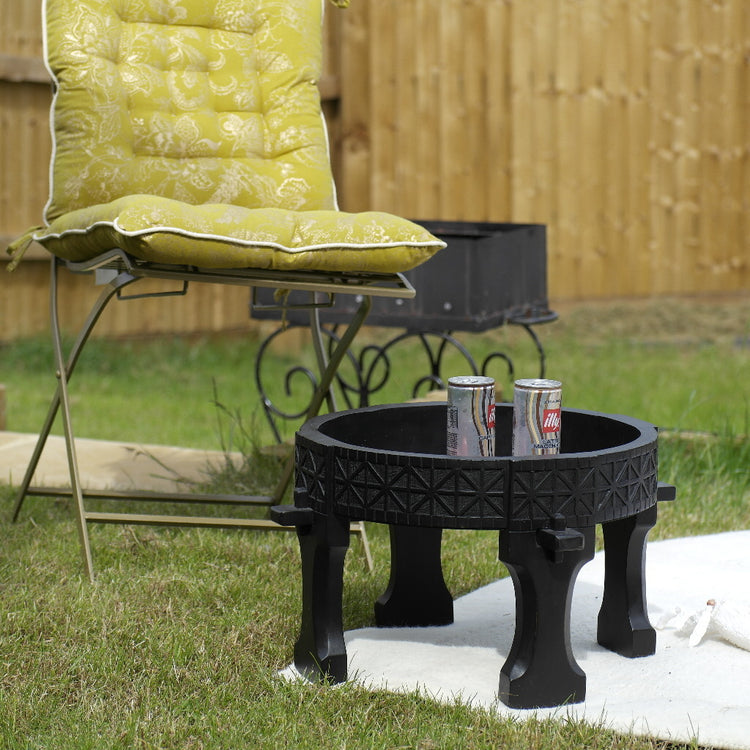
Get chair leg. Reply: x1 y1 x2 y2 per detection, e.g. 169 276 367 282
13 259 375 578
11 386 62 523
309 304 338 414
270 295 373 506
269 296 374 570
306 296 372 422
12 257 138 580
352 521 373 571
13 259 138 524
52 291 95 580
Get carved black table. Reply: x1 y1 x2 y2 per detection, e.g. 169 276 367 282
272 402 675 709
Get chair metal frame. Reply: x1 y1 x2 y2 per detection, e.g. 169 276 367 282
12 249 415 579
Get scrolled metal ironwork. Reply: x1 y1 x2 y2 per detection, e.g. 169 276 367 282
254 321 550 441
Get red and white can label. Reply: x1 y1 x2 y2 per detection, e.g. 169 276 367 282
512 379 562 456
542 407 561 433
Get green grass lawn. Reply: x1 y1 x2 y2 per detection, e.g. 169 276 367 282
1 296 748 748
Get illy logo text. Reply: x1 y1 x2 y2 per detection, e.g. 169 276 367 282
542 408 561 433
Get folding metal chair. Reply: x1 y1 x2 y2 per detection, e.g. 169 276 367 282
6 0 443 580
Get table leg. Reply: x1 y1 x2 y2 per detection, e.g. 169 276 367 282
598 504 658 657
498 525 595 708
293 510 351 683
375 525 454 627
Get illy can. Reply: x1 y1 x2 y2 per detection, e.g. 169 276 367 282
512 379 562 456
446 376 495 457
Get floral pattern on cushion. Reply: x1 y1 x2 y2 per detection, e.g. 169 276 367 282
13 0 444 273
35 196 444 272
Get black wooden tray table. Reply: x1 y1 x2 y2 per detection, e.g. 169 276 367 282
272 402 675 709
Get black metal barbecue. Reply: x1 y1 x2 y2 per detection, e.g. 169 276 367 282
252 222 558 440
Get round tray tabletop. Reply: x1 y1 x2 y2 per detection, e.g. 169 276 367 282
295 402 659 531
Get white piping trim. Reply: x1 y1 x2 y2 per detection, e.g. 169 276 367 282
319 0 339 210
41 0 58 226
34 218 445 255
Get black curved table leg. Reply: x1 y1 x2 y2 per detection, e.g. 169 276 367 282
598 504 658 657
498 525 595 708
293 510 351 683
375 526 454 627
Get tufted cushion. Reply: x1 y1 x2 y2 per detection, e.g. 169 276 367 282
35 196 442 272
28 0 444 272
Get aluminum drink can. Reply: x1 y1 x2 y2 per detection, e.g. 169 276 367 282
446 376 495 457
512 379 562 456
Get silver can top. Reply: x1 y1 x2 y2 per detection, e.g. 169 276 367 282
448 375 495 388
514 378 562 390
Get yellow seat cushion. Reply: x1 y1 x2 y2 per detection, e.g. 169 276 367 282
34 196 443 273
26 0 444 273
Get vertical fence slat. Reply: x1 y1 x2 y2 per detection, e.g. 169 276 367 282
673 0 701 295
602 0 628 296
393 0 419 217
412 0 442 219
707 0 748 291
485 0 512 221
338 1 371 211
369 0 397 211
461 0 489 220
437 1 464 220
508 2 534 222
556 0 585 298
625 0 653 296
697 0 726 292
577 1 605 299
649 0 678 294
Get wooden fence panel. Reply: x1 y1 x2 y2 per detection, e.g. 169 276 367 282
335 0 749 301
0 0 48 247
1 0 748 342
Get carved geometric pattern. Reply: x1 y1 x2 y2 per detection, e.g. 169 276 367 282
330 454 508 528
295 438 329 510
509 444 658 531
295 406 660 531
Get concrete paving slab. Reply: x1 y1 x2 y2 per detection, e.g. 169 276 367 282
0 431 239 493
